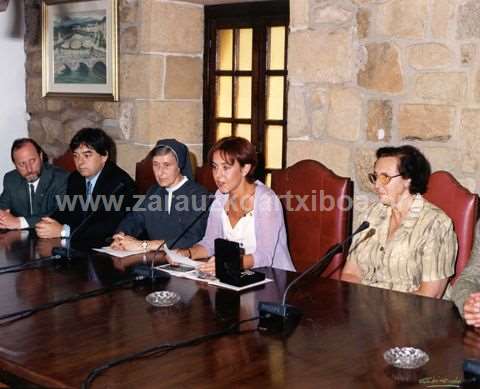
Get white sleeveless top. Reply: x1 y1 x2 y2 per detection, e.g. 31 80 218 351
220 208 256 255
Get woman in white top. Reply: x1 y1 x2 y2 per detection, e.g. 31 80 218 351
176 136 294 274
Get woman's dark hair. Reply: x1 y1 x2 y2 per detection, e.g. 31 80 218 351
11 138 48 163
70 128 116 162
376 145 431 194
208 136 257 183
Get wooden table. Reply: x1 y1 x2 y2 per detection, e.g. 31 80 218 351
0 231 473 388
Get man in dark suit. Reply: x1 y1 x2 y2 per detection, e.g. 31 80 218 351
0 138 68 229
35 128 135 243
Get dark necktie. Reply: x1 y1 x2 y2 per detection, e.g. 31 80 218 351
29 184 35 216
86 180 92 201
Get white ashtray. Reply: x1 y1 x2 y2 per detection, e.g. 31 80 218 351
145 291 180 307
384 347 429 369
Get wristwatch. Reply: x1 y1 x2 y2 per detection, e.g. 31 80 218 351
141 240 149 252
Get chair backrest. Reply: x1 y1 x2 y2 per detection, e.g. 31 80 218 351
195 165 217 193
423 171 478 285
52 150 76 172
135 155 155 194
271 160 353 278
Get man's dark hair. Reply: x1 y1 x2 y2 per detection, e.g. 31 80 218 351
11 138 48 163
376 145 431 194
69 128 116 162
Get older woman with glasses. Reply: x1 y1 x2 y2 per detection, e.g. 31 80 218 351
341 145 457 298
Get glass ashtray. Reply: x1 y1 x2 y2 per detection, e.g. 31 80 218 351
384 347 429 369
145 291 180 307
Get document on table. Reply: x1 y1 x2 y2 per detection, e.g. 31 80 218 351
156 264 273 292
162 245 200 269
93 247 145 258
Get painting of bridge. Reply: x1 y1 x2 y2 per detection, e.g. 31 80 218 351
53 10 107 84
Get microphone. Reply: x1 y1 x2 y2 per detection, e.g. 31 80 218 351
257 221 372 335
53 181 126 260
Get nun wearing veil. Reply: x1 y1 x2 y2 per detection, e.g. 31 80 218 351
110 139 209 251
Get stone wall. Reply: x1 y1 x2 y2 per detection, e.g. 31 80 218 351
24 0 204 177
288 0 480 217
24 0 480 207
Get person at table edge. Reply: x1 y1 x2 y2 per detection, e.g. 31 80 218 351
341 145 458 298
0 138 68 229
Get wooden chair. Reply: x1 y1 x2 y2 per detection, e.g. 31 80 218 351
423 171 478 285
195 165 217 193
135 155 155 194
271 160 353 278
52 150 76 172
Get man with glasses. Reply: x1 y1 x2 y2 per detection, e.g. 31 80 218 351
341 145 457 298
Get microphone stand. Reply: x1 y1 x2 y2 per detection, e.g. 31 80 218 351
257 221 371 336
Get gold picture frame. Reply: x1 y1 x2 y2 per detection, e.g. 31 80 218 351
42 0 118 101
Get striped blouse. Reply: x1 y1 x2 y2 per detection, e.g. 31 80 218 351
347 194 458 294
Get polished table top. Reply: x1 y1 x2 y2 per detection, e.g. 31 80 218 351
0 230 474 388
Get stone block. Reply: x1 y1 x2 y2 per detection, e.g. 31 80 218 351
357 8 370 39
312 110 327 138
41 117 63 143
358 43 403 93
289 28 354 83
46 99 64 112
326 88 362 142
415 73 466 102
377 0 427 38
188 144 204 169
28 118 46 145
475 71 480 102
290 0 309 29
165 56 202 99
460 110 480 180
116 142 150 178
120 0 138 23
94 102 120 119
461 44 476 66
366 100 392 142
287 140 351 178
287 85 309 138
120 54 163 99
134 101 202 144
458 177 477 193
353 148 376 193
26 78 45 114
422 147 459 172
70 100 94 110
119 102 135 140
398 104 454 141
120 27 138 52
64 118 96 143
407 44 452 70
457 0 480 39
141 0 203 54
312 4 354 25
432 0 453 39
60 108 102 124
26 50 42 76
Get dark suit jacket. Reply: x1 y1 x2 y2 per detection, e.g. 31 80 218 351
117 180 209 249
0 163 69 226
52 161 135 243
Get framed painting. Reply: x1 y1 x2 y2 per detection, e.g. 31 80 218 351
42 0 118 100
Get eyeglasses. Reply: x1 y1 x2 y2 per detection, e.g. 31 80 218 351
368 172 402 186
